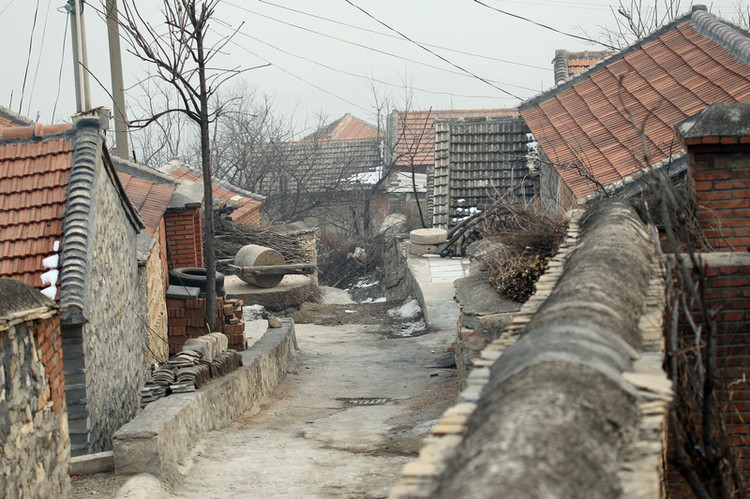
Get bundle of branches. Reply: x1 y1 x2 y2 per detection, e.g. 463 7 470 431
477 203 567 303
317 230 385 289
213 215 313 271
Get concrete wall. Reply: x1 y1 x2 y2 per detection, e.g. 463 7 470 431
0 280 70 498
81 151 148 454
114 320 297 486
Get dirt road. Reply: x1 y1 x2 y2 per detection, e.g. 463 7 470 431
170 318 459 498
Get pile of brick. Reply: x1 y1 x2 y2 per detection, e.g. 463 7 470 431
222 298 245 351
167 297 246 354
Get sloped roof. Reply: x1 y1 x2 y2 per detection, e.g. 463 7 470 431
388 108 519 167
0 132 72 290
520 8 750 201
162 162 264 222
117 172 176 236
302 113 379 141
272 138 383 194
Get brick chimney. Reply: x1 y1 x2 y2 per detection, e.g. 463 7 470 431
676 102 750 251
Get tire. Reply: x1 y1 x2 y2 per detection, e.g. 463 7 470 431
169 267 225 293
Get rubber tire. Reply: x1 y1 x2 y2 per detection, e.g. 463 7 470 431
169 267 225 293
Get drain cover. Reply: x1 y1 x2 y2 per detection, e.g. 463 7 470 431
337 397 390 406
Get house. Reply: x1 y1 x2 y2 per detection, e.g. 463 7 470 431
113 158 179 363
160 159 265 226
431 116 535 229
0 117 148 456
519 6 750 210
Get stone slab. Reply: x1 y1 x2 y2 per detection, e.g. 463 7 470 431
224 274 315 311
408 243 441 256
69 451 115 475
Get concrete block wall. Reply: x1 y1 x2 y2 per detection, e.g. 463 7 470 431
167 297 245 353
164 208 203 269
1 282 70 498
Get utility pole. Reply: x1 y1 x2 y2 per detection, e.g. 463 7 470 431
106 0 130 159
68 0 91 113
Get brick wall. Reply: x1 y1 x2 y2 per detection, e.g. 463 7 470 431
165 207 204 269
167 297 245 353
687 142 750 251
1 280 70 497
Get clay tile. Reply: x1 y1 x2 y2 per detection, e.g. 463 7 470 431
1 125 34 139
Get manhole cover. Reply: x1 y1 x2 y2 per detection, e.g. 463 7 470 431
336 397 390 406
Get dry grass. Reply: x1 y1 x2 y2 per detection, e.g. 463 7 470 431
317 230 386 289
477 203 567 302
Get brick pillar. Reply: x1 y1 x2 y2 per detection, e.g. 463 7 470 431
164 205 204 269
676 103 750 251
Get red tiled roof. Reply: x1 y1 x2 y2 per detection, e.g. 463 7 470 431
168 167 263 223
0 106 35 128
117 171 176 236
520 10 750 201
392 108 519 167
567 50 613 75
0 137 73 291
304 114 379 141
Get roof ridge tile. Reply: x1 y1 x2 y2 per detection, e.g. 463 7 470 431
691 9 750 65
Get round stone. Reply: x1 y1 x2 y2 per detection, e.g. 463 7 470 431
410 228 448 245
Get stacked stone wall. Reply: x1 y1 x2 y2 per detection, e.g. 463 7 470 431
82 153 148 453
1 287 70 498
140 222 169 364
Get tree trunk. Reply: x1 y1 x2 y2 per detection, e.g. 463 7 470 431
196 25 216 332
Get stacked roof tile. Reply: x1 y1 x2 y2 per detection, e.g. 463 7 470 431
388 109 519 169
520 8 750 202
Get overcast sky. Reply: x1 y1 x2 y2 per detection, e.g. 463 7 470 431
0 0 744 136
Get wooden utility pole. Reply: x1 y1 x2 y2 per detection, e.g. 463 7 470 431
68 0 91 113
106 0 130 159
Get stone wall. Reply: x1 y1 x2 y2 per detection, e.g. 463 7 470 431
383 235 422 304
0 280 70 498
81 151 149 454
140 221 169 364
390 201 671 498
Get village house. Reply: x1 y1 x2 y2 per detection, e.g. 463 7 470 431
0 116 148 456
518 6 750 210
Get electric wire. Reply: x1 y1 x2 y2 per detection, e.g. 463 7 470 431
18 0 41 114
0 0 16 16
215 19 515 101
257 0 550 71
52 13 69 122
223 1 538 93
343 0 522 100
473 0 618 50
26 0 53 118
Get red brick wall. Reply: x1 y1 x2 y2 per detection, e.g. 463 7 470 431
685 139 750 251
164 207 204 269
667 254 750 496
33 314 65 413
166 297 245 353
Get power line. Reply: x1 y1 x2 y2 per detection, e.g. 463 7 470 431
221 34 372 114
18 0 41 114
27 0 53 118
0 0 16 16
217 19 515 101
257 0 550 72
52 12 69 122
473 0 618 50
223 1 538 93
344 0 522 100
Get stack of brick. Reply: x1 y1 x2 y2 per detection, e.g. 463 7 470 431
222 299 245 351
167 297 246 354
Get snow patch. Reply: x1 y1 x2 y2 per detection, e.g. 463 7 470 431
41 269 59 287
360 297 386 304
40 285 57 300
53 240 60 252
42 254 59 269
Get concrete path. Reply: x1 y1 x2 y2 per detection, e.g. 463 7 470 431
407 255 469 332
170 321 459 498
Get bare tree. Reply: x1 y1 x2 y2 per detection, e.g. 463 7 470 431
115 0 266 330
